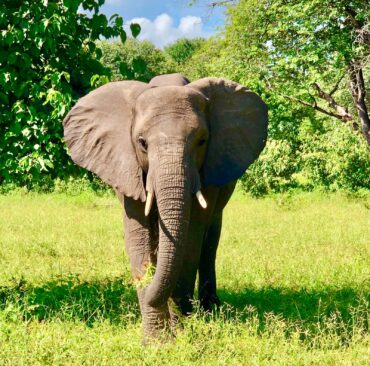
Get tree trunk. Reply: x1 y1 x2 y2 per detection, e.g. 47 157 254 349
348 61 370 145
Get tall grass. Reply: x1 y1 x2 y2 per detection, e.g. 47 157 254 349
0 191 369 365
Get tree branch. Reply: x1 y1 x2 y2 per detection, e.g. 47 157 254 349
278 92 349 120
312 82 353 121
209 0 236 7
344 5 363 29
265 78 357 126
329 75 344 96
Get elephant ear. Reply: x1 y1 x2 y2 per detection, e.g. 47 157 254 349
187 78 268 187
62 81 149 202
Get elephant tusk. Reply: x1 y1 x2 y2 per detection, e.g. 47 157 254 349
145 191 154 216
196 191 207 209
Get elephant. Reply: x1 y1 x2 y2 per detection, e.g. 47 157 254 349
62 73 268 339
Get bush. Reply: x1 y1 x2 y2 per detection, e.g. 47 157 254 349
241 139 299 196
164 38 206 65
299 124 370 192
241 124 370 197
99 39 175 82
0 0 129 186
0 175 112 196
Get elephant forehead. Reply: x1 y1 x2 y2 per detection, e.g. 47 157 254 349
134 86 207 132
135 86 206 115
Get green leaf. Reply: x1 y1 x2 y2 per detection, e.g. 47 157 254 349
130 23 141 38
109 14 119 22
132 57 146 74
120 30 127 44
119 62 129 76
10 123 22 135
63 0 79 12
114 16 123 28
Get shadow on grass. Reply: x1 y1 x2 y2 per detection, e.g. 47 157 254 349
0 277 368 335
215 287 369 345
218 287 368 325
0 276 140 326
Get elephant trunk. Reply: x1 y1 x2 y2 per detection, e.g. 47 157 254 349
144 140 191 308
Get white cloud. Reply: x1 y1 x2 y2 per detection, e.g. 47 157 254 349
128 13 207 48
179 16 202 34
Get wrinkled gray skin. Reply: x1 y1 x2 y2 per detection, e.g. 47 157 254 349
62 73 268 339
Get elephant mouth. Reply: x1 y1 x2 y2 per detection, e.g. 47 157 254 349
144 189 207 216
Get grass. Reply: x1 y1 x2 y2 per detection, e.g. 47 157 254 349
0 190 369 365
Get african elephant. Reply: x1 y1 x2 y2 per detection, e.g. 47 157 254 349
62 73 268 339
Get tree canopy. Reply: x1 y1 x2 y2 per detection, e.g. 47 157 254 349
99 39 176 82
183 0 370 193
0 0 137 184
164 38 206 64
0 0 368 194
221 0 370 144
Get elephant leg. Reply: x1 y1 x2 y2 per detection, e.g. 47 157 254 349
123 196 171 338
198 213 222 311
198 181 236 311
170 218 205 316
170 187 220 318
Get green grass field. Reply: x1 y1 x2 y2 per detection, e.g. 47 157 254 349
0 190 369 365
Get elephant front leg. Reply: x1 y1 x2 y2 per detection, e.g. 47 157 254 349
123 197 171 339
170 221 204 316
198 181 236 311
170 188 219 318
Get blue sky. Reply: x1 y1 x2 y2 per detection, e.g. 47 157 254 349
99 0 226 48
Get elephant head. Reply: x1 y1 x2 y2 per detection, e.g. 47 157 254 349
62 74 267 312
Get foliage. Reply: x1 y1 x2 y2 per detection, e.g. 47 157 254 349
98 39 176 82
179 37 226 79
0 192 369 363
241 122 370 196
241 139 299 196
223 0 370 142
164 37 206 65
298 122 370 191
0 0 136 186
183 1 370 195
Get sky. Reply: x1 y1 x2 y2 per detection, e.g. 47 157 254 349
99 0 226 48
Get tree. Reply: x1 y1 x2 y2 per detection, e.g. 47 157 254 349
222 0 370 144
99 39 176 82
0 0 138 185
164 38 206 64
185 0 369 194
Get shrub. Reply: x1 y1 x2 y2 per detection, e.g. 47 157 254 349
0 0 130 186
299 124 370 192
164 38 206 65
99 39 176 82
241 139 299 196
241 124 370 197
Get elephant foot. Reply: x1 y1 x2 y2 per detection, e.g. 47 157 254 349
199 281 221 312
175 295 193 316
141 303 174 342
199 288 221 311
167 296 190 334
200 292 221 311
137 288 173 342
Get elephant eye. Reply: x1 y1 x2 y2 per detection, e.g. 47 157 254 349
198 138 206 147
138 136 148 151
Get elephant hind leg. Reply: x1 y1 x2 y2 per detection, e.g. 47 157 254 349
198 213 222 311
